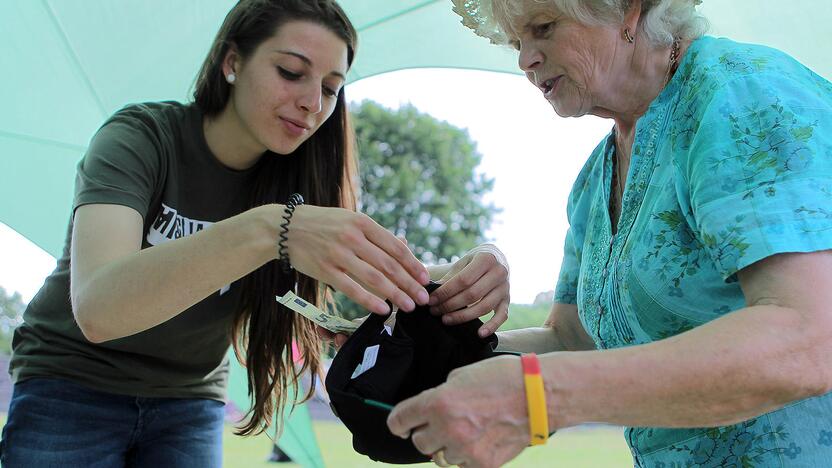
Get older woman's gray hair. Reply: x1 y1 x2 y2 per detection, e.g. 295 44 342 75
453 0 709 47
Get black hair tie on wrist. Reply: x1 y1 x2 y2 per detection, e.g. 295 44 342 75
278 193 304 273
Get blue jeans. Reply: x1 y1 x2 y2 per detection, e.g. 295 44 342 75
0 378 225 467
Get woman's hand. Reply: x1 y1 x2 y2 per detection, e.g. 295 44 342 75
286 205 430 315
315 326 349 348
315 315 370 349
429 244 510 337
387 355 529 468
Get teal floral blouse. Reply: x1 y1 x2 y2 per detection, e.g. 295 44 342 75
554 37 832 467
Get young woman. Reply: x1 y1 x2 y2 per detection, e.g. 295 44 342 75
0 1 510 466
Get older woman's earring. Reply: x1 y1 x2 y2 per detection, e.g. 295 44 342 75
623 28 635 44
226 73 236 84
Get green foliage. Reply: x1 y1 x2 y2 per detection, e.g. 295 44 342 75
351 100 497 264
0 286 26 355
337 101 498 319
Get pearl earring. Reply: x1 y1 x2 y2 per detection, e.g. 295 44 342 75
226 73 236 84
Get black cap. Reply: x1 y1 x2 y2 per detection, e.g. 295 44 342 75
325 282 507 464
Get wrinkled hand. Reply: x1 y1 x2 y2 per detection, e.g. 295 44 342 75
387 355 529 468
430 244 510 337
287 206 429 315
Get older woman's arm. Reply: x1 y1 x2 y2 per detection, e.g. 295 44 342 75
388 251 832 466
545 250 832 428
496 303 596 353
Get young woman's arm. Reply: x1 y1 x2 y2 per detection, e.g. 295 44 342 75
71 203 428 343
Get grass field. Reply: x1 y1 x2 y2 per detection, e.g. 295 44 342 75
502 303 552 330
1 413 632 467
227 422 634 467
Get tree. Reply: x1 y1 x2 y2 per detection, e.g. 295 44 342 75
335 101 498 319
352 100 497 264
0 286 26 355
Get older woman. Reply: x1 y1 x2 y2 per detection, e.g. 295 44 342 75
388 0 832 467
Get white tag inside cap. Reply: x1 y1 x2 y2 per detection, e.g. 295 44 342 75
383 309 398 335
350 344 380 379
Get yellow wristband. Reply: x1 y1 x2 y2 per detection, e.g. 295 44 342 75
521 353 549 445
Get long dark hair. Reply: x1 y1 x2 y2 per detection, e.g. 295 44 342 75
193 0 358 436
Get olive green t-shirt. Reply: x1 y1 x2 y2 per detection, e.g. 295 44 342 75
9 101 261 401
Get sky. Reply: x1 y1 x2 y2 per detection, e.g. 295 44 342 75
0 67 612 304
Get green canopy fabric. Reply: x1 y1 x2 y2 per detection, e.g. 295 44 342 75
2 0 830 257
0 0 516 257
226 351 324 468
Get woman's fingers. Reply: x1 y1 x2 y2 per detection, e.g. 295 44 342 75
432 266 504 316
351 236 428 310
334 333 349 348
430 253 508 315
477 299 510 337
411 428 444 458
420 250 510 334
315 326 350 349
286 207 429 312
315 326 335 341
429 259 488 311
342 254 419 312
361 217 430 285
441 285 503 325
327 269 390 315
388 356 528 468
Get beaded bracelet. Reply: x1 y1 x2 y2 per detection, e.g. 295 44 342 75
278 193 304 273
